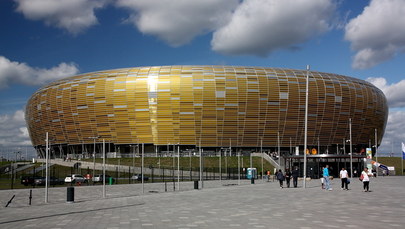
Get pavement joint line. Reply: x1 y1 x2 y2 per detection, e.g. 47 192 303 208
0 202 145 225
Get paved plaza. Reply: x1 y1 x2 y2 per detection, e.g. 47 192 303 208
0 176 404 228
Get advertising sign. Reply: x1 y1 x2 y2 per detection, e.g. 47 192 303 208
247 168 257 179
366 148 372 171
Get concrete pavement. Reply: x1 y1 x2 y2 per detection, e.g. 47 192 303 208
0 177 404 228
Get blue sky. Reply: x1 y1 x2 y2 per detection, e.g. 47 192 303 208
1 0 405 158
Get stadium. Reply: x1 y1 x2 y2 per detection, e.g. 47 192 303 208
25 66 388 176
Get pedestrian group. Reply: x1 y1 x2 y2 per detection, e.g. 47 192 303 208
274 164 373 192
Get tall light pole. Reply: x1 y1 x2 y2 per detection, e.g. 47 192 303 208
229 139 231 179
45 132 49 203
303 65 310 188
261 138 263 181
238 148 240 185
349 118 353 178
89 136 99 183
102 139 106 198
132 145 135 179
278 131 280 169
375 128 378 177
142 143 144 194
172 143 175 187
219 148 222 183
177 143 180 191
199 139 202 189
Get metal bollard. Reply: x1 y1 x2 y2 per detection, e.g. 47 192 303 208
67 186 74 203
29 190 32 205
194 180 199 189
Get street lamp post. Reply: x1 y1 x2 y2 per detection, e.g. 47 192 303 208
238 148 240 185
102 139 106 198
349 118 353 178
142 143 144 194
229 139 232 182
132 145 135 182
219 148 222 183
199 139 202 189
375 128 378 177
177 144 180 191
88 136 99 183
261 138 263 181
45 132 49 203
278 131 280 169
303 65 310 189
14 151 20 163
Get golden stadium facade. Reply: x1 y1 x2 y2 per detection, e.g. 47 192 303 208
25 66 388 158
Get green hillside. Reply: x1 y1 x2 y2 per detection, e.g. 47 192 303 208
374 157 404 175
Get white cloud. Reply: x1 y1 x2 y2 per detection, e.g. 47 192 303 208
116 0 239 47
211 0 335 56
379 110 405 155
367 77 405 108
367 77 405 155
14 0 109 35
0 56 79 89
345 0 405 69
0 110 31 147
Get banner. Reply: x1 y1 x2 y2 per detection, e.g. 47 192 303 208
402 142 405 160
366 148 372 159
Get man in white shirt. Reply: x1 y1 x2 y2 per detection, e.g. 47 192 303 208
339 167 349 190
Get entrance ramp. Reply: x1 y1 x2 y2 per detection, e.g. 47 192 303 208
252 153 280 169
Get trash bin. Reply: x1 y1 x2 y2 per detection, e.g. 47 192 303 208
67 186 74 203
251 177 255 184
109 177 113 185
194 180 199 189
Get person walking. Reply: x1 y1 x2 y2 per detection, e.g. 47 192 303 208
320 166 325 189
276 169 285 188
285 168 292 188
292 166 299 188
339 167 349 190
323 165 332 191
360 168 372 192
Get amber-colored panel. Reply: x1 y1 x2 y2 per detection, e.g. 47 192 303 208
25 66 388 149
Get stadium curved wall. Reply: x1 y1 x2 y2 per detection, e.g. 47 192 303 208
25 66 388 151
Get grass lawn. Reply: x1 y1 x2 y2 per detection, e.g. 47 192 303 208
374 157 404 175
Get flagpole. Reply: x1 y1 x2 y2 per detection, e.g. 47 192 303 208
401 142 405 176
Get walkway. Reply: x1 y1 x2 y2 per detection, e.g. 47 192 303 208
0 177 404 228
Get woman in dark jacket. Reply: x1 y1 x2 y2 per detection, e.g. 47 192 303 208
285 168 292 188
291 167 299 188
276 169 285 188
